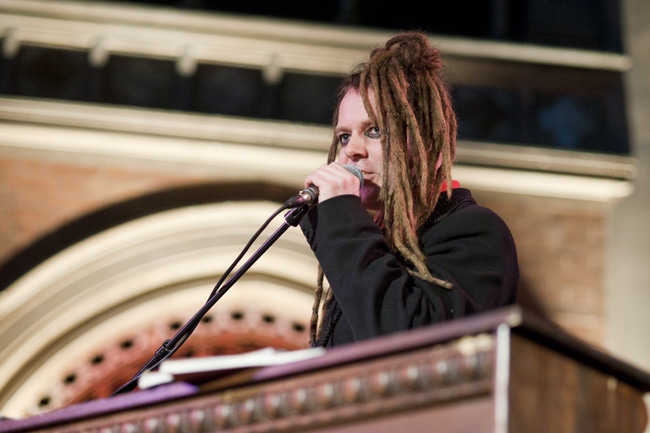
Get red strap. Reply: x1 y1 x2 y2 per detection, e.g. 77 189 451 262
441 180 460 192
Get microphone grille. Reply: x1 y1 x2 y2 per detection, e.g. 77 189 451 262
343 164 364 190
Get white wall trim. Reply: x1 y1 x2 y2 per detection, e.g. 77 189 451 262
0 104 634 202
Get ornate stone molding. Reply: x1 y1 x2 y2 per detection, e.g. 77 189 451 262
59 334 496 432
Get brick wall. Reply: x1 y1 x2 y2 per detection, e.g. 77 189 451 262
477 191 606 346
0 152 199 265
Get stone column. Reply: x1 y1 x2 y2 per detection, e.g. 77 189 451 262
607 0 650 419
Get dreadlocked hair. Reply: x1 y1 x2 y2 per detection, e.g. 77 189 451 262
309 32 457 345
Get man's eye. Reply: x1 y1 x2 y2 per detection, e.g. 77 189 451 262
367 126 381 138
339 133 351 145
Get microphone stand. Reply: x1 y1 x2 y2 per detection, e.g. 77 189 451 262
112 204 310 395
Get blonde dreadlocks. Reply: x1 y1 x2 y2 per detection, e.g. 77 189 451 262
309 32 457 345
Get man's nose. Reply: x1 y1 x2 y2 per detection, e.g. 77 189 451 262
343 136 367 159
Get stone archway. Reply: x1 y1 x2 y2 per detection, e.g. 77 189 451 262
0 201 317 418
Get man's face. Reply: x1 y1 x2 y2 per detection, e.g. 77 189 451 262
335 88 383 211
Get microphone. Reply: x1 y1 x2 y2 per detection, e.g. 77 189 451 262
285 164 364 208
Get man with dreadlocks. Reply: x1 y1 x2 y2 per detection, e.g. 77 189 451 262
300 31 519 348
